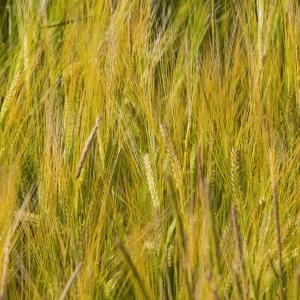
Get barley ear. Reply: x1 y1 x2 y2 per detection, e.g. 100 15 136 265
286 82 298 125
0 72 22 126
160 124 182 191
285 83 299 147
105 271 122 299
75 116 102 179
144 154 159 211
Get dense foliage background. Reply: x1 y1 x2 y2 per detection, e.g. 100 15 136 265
0 0 299 299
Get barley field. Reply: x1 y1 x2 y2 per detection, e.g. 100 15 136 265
0 0 299 299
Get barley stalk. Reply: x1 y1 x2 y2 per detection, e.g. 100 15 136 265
268 147 276 186
115 237 150 300
257 0 264 70
211 0 216 56
273 182 286 300
23 32 29 81
231 205 248 298
0 229 11 300
231 206 243 267
128 16 132 56
59 262 83 300
14 251 41 298
189 143 197 210
198 152 221 281
0 185 36 298
296 266 300 299
75 116 102 179
233 263 243 300
231 147 242 212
